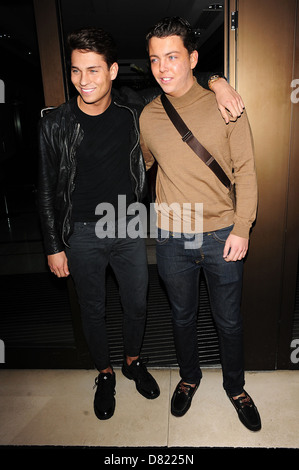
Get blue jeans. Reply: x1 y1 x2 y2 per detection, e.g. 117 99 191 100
156 225 245 396
66 217 148 371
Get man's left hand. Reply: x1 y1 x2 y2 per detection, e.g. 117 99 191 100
223 233 248 262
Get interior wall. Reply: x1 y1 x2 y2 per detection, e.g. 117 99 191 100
277 2 299 368
230 0 299 369
34 0 65 107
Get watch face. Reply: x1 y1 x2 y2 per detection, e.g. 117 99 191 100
208 75 220 87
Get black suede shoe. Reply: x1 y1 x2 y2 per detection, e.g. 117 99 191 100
171 380 199 417
228 390 261 431
93 371 116 420
122 358 160 399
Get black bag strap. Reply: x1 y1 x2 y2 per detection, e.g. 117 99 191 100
160 93 231 189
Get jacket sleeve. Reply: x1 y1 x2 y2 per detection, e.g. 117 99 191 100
37 118 65 255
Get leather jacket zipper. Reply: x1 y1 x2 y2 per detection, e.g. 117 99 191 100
114 101 140 201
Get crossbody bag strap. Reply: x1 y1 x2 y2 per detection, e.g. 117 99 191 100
160 93 231 189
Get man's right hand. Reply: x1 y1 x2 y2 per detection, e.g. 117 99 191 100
48 251 70 278
210 78 245 124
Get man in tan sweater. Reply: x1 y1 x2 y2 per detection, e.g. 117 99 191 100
140 17 261 431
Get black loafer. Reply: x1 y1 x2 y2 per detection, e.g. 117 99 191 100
122 358 160 399
93 372 116 420
228 390 261 431
171 380 199 417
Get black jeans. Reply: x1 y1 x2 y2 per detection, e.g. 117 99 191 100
66 218 148 371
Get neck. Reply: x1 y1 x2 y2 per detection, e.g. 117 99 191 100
165 75 195 99
166 77 198 106
77 94 112 116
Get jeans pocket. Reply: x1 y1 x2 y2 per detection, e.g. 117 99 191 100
156 228 170 245
212 225 233 244
156 236 169 246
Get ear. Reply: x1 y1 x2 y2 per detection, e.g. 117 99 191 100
190 50 198 70
110 62 119 81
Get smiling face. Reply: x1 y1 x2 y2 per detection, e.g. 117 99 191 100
70 49 118 115
148 35 198 98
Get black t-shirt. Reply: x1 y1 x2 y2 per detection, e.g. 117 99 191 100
71 98 135 222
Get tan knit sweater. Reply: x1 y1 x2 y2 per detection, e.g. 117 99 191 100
140 79 257 239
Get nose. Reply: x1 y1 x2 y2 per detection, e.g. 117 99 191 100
159 59 168 73
79 70 89 85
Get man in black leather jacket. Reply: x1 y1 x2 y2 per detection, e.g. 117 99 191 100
38 26 244 421
38 85 152 256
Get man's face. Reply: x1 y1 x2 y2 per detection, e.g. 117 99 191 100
148 35 198 98
71 49 118 115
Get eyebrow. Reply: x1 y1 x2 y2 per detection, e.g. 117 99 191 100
149 50 181 58
71 65 101 70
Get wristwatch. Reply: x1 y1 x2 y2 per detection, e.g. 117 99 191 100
208 74 226 90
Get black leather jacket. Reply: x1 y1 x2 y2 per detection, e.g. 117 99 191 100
38 87 158 255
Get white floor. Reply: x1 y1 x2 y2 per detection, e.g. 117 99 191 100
0 367 299 453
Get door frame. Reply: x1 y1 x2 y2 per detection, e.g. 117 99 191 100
224 0 299 370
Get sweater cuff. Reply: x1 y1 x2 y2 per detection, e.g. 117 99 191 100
231 224 251 240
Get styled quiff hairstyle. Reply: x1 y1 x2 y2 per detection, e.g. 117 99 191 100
145 17 198 54
67 27 118 68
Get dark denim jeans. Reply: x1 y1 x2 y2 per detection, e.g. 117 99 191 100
66 217 148 371
156 225 245 396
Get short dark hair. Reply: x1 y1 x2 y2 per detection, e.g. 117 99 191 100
67 27 118 68
145 17 198 54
